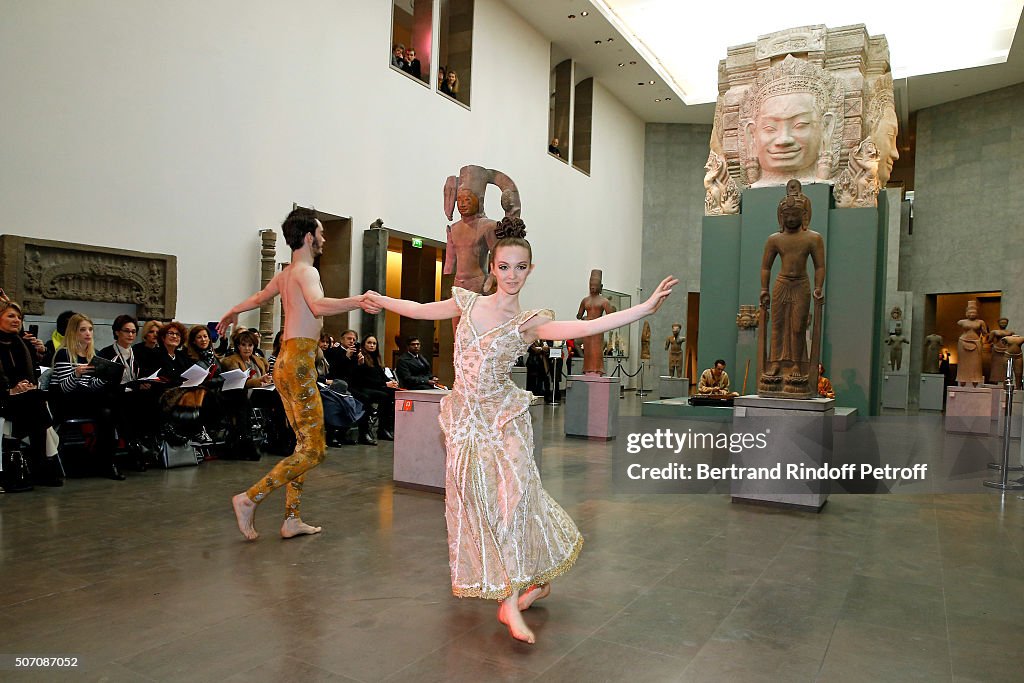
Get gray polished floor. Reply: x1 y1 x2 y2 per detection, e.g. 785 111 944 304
2 395 1023 682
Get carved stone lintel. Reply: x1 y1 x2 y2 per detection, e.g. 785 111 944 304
0 235 176 319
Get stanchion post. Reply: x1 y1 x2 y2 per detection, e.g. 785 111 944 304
985 357 1023 490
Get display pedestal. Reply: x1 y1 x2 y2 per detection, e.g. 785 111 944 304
393 389 544 492
565 374 619 440
511 366 527 390
919 373 945 411
881 373 908 409
731 395 835 512
945 386 996 434
659 376 689 399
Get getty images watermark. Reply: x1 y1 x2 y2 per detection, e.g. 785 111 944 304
612 417 948 494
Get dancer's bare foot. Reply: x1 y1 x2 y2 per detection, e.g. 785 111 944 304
518 583 550 611
497 594 536 644
280 517 322 538
232 493 258 540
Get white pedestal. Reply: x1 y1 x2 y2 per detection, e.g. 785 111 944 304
510 366 527 390
565 374 620 440
393 389 544 492
881 372 909 409
659 376 689 399
945 386 996 434
919 374 945 411
731 396 835 512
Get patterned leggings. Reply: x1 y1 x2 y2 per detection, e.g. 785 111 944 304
246 337 326 518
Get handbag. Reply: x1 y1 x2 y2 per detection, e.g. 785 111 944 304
1 436 34 492
318 382 364 428
158 440 199 468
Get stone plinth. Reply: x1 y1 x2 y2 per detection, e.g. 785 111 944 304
393 390 544 493
919 374 945 411
881 373 909 409
565 375 619 440
659 376 689 399
731 395 835 512
945 386 996 434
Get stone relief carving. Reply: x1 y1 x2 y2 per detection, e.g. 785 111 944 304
736 304 759 329
833 138 881 208
259 229 277 351
704 151 740 215
0 235 176 318
834 74 898 207
707 24 894 197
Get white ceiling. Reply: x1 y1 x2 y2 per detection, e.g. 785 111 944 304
506 0 1024 125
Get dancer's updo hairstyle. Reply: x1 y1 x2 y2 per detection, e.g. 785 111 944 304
489 216 531 267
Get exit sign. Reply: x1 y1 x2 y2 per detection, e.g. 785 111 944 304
411 238 423 248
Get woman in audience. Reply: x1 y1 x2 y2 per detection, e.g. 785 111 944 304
0 296 62 486
153 321 207 444
438 66 446 91
134 320 163 376
352 335 397 441
441 69 460 100
51 313 124 480
186 324 225 443
219 329 272 459
97 314 154 468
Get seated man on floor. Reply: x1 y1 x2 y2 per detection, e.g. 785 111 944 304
697 359 739 398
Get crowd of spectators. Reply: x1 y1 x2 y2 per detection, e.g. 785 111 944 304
0 294 432 493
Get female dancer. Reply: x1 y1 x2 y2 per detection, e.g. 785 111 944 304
368 218 675 643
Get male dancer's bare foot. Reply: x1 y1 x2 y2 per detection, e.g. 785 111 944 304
497 593 536 644
518 583 550 611
232 493 258 540
280 517 322 538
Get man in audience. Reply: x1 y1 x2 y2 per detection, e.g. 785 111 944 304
396 337 438 389
219 207 378 541
404 47 421 79
697 358 739 397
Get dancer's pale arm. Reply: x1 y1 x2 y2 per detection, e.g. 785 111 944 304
368 292 459 320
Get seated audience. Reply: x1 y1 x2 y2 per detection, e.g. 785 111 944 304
50 313 124 480
392 43 405 69
549 137 561 157
352 335 397 442
0 296 62 487
697 358 739 397
441 69 459 100
134 319 163 376
42 309 76 367
220 329 281 458
97 314 154 468
325 329 361 389
396 336 439 389
403 47 422 79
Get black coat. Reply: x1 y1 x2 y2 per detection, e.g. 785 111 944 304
396 352 434 390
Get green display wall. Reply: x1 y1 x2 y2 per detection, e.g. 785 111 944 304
698 186 888 416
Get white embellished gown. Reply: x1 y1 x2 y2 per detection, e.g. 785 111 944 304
438 287 583 600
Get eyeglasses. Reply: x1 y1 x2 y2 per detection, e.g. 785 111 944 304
165 331 181 338
119 328 137 334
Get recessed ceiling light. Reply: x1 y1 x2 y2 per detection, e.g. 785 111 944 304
637 82 645 86
581 10 589 16
607 37 614 42
617 63 625 67
629 60 637 65
665 96 672 101
649 80 655 84
568 14 576 19
594 40 603 44
655 98 661 102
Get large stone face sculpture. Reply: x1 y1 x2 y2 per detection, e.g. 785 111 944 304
709 25 895 200
758 180 826 398
577 269 616 375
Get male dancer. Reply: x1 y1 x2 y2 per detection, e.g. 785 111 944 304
218 207 378 540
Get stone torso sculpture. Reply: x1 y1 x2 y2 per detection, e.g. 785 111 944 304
577 270 615 375
923 333 944 374
758 180 826 398
1003 335 1024 389
987 318 1014 382
956 300 988 387
664 324 684 377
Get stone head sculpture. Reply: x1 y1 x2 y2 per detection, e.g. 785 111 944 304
589 269 603 295
966 300 979 319
865 74 899 188
739 56 844 187
777 179 812 232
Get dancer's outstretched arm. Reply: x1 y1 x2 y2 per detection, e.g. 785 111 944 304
524 276 677 343
366 291 459 321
